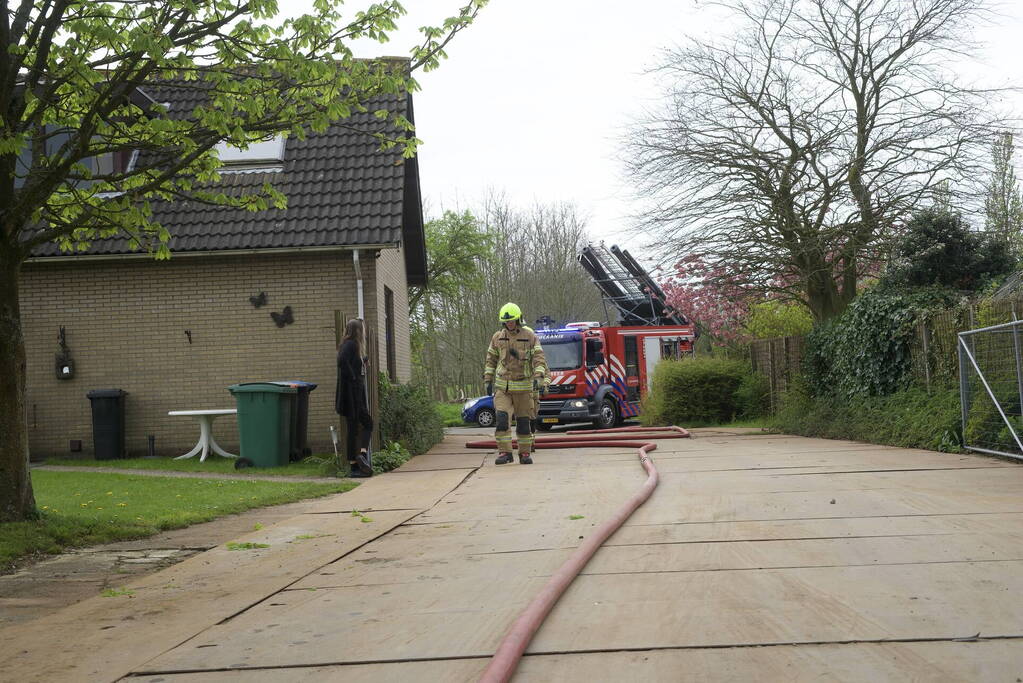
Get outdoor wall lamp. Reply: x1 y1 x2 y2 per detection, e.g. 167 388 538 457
55 326 74 380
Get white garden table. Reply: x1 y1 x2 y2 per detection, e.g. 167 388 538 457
168 409 238 461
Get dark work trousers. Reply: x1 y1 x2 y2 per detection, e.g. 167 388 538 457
345 406 374 463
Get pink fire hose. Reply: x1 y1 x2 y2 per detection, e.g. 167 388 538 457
465 426 690 683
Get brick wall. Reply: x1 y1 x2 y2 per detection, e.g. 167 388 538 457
19 249 410 459
373 245 412 382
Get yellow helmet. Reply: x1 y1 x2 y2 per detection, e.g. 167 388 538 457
499 302 522 323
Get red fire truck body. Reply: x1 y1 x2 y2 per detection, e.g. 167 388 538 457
535 322 695 429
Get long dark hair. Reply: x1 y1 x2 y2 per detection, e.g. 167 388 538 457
341 318 365 357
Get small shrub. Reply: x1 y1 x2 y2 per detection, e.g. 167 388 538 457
372 441 412 474
644 357 749 426
735 372 771 419
378 376 444 455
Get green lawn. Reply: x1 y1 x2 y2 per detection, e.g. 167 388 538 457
0 470 357 572
436 402 466 427
43 455 333 477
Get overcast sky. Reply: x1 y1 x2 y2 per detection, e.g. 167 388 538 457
283 1 1023 252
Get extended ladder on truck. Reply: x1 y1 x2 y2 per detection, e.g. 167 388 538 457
578 243 689 326
525 243 697 430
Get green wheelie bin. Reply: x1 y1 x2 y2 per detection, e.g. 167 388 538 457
228 382 297 467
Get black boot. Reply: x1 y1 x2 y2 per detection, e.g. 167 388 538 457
348 458 372 478
518 453 533 465
356 450 373 475
495 452 514 465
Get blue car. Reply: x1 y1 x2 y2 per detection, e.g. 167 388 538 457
462 395 496 427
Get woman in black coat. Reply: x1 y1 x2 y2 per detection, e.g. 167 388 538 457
335 318 373 477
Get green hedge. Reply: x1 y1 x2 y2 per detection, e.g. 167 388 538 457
378 377 444 456
644 357 769 427
803 287 959 399
772 381 963 452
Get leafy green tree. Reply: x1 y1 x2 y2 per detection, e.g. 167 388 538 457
884 209 1013 292
743 301 813 340
985 132 1023 260
410 210 494 320
0 0 486 522
410 210 494 393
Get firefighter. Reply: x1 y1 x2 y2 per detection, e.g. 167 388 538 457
483 303 547 464
520 323 551 431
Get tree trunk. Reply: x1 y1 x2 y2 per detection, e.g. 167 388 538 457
805 265 845 323
0 242 36 522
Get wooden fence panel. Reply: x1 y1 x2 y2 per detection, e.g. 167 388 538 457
747 296 1023 411
749 335 804 411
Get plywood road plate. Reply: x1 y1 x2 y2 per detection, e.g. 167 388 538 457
0 466 473 683
11 431 1023 682
129 640 1023 682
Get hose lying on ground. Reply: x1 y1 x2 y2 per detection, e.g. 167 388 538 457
465 426 691 683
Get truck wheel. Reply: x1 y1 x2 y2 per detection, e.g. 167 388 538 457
594 397 618 429
476 407 496 428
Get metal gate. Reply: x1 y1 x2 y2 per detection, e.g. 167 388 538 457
959 320 1023 460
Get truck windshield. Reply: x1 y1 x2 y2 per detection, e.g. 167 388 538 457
539 336 583 370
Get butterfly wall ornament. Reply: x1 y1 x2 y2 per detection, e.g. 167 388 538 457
270 306 294 328
249 291 268 308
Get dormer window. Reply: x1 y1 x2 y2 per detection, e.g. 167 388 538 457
94 149 136 177
215 135 286 172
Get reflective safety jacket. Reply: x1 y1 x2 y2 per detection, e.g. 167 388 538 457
483 324 547 392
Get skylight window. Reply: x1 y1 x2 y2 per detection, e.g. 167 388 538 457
215 135 286 168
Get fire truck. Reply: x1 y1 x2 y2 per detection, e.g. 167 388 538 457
534 244 696 429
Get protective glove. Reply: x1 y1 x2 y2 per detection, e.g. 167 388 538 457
539 381 548 397
485 380 494 396
533 378 540 392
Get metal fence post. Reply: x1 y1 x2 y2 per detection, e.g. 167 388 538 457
1013 322 1023 419
920 318 931 392
958 333 969 444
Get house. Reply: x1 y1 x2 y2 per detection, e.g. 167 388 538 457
18 81 425 459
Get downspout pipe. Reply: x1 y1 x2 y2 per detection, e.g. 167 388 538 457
352 249 364 320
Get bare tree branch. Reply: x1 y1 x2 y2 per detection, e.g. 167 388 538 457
626 0 1016 320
